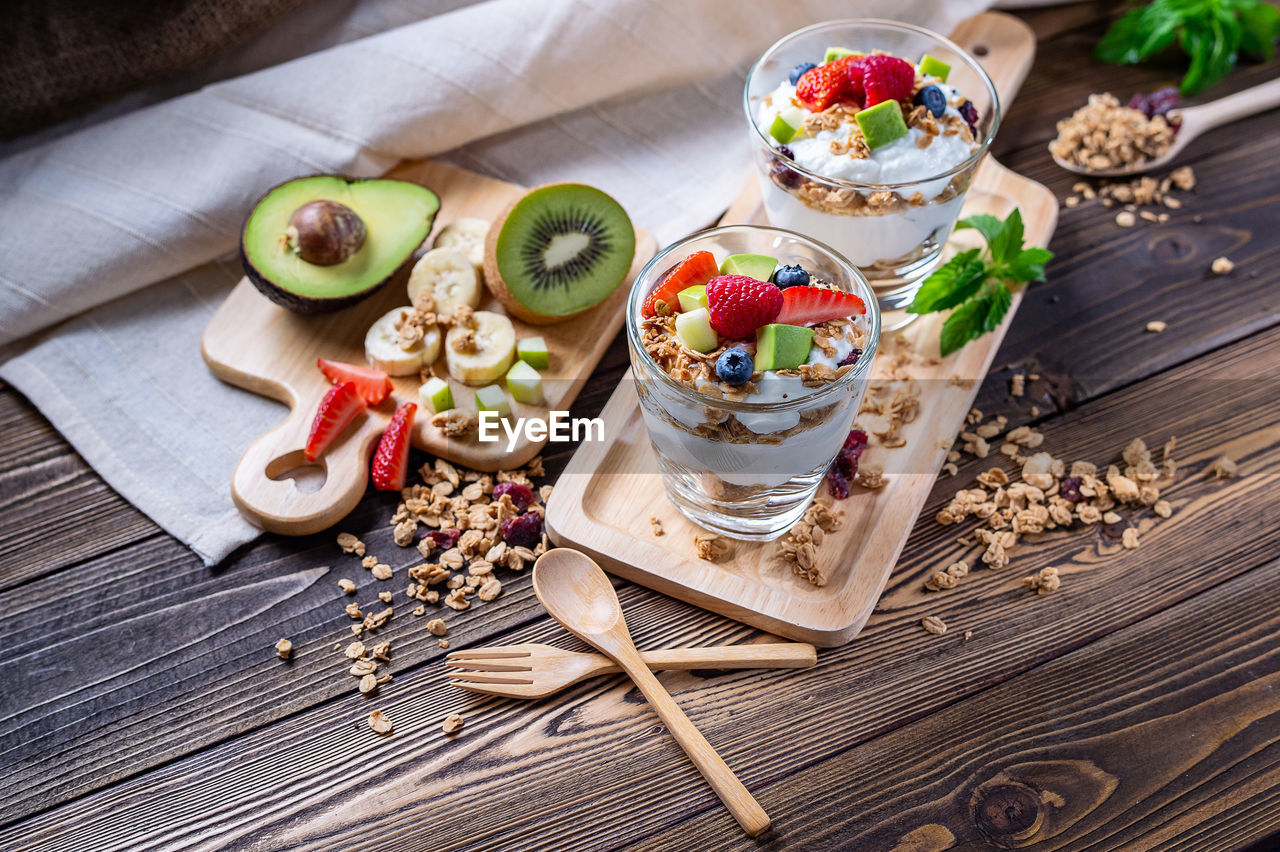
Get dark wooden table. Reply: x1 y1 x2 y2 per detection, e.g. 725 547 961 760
3 6 1279 850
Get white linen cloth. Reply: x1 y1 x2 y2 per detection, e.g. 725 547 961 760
0 0 987 564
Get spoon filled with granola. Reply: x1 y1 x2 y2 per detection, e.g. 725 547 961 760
1050 78 1280 178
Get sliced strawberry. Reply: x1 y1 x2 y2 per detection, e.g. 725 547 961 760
861 55 915 107
774 286 867 326
371 402 416 491
832 55 867 107
795 62 849 112
641 250 719 318
304 381 366 461
317 358 393 405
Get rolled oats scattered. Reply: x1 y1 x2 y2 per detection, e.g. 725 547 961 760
337 533 366 557
1102 511 1122 525
370 563 392 581
372 641 391 661
1211 256 1234 275
1146 320 1167 333
1022 566 1061 595
1049 93 1175 171
1153 500 1172 518
650 515 664 536
368 710 393 735
1121 527 1140 549
338 578 357 594
413 605 426 616
693 532 732 562
274 638 292 660
378 591 392 603
350 659 377 677
1010 374 1025 397
478 578 502 602
1210 455 1237 478
427 618 447 637
1115 211 1136 227
442 713 465 734
921 616 947 635
361 555 378 569
344 641 366 660
359 674 378 695
439 638 450 649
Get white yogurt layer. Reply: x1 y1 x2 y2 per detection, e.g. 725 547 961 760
757 81 976 197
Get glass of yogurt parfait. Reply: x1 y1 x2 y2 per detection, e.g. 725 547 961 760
745 19 1000 322
625 225 880 541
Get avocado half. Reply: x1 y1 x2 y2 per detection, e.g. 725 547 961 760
241 175 440 314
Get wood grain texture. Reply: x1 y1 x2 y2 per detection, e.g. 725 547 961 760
3 6 1280 848
631 555 1280 852
4 320 1276 850
203 159 655 534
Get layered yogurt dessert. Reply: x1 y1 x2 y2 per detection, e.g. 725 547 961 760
626 226 880 539
745 22 999 308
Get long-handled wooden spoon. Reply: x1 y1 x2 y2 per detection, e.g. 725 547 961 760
1051 77 1280 178
532 548 771 837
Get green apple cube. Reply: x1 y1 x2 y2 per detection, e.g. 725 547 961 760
919 54 951 82
677 285 708 312
516 337 550 369
855 99 909 149
418 376 454 413
823 46 860 63
769 106 806 144
474 385 510 419
754 323 815 372
505 360 544 405
674 307 718 353
719 253 778 282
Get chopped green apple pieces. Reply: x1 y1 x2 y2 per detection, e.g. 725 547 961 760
677 284 708 312
719 253 778 281
505 360 544 405
418 376 454 413
823 46 860 63
474 384 510 419
754 323 814 372
919 54 951 82
674 307 718 353
516 336 549 369
855 99 909 149
768 106 806 144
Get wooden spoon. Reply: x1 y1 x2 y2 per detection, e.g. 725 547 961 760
532 548 772 837
1051 78 1280 177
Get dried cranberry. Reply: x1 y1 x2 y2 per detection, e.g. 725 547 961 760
426 529 460 551
827 467 850 500
841 428 868 457
1059 476 1083 504
1127 92 1152 116
958 100 979 134
837 348 862 368
491 481 534 511
501 512 543 548
834 451 859 478
1147 86 1179 118
770 145 802 190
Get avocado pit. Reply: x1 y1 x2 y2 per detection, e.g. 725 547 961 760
286 200 367 266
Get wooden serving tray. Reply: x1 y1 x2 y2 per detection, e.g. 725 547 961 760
545 13 1058 646
203 160 655 536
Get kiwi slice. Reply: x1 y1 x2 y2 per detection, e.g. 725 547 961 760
483 183 635 324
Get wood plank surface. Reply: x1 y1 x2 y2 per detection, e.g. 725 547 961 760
3 320 1275 849
631 556 1280 852
2 4 1280 848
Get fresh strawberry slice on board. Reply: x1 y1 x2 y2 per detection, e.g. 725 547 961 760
304 381 366 461
371 402 417 490
641 250 719 318
774 286 867 326
317 358 393 405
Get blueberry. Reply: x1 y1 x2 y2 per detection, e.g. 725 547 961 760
789 62 817 86
912 85 947 119
771 264 811 288
715 348 754 386
770 145 802 190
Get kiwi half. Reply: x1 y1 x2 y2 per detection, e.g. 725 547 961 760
483 183 635 324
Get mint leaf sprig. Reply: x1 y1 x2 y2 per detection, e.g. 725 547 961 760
907 209 1052 356
1095 0 1280 96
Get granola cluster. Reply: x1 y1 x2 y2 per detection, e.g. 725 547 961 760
775 498 844 586
1062 166 1195 229
1049 93 1177 171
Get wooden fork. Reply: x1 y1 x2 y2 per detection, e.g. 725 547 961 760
446 642 817 699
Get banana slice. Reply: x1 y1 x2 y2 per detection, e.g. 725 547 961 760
407 247 481 315
444 310 515 385
365 307 441 376
433 218 490 270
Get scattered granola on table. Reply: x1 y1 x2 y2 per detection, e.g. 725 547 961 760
1209 455 1237 479
649 515 664 536
693 532 732 562
368 710 393 735
442 713 465 734
1023 566 1061 595
1211 256 1234 275
776 498 843 586
921 616 947 635
1146 321 1167 333
274 638 292 660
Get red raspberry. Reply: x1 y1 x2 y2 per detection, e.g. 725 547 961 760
795 63 849 111
501 512 543 548
831 55 867 107
861 55 915 107
492 481 534 511
705 275 783 339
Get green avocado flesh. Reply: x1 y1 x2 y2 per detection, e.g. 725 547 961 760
242 175 439 313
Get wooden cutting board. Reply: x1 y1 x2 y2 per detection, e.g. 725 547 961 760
203 160 655 536
544 12 1059 646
